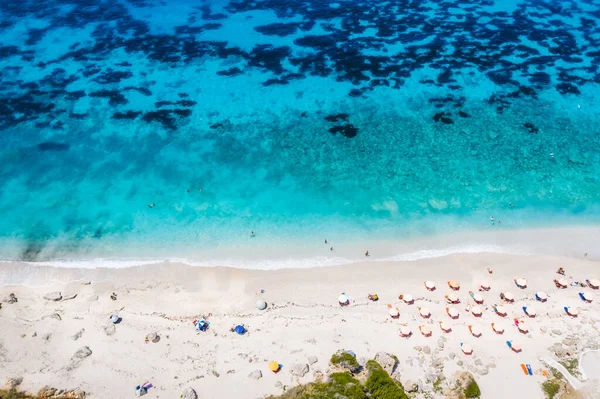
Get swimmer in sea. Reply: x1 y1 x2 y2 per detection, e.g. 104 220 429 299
330 247 334 251
325 239 328 244
148 203 155 208
250 231 255 238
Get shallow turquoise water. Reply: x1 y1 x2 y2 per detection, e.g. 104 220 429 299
0 0 599 265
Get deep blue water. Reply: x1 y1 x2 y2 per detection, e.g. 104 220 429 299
1 0 599 265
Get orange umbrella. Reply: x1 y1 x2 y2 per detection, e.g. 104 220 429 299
439 321 452 333
491 322 504 334
419 325 432 337
424 280 436 291
471 306 483 317
469 325 482 337
448 280 460 291
418 307 431 318
446 307 459 319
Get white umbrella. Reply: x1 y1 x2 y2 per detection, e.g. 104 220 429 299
495 305 507 316
447 307 459 318
439 321 452 332
503 292 515 302
419 325 432 336
461 343 473 354
402 294 414 303
557 278 568 288
524 306 536 317
388 307 400 317
473 293 484 303
472 306 483 316
469 325 482 337
517 323 529 333
400 326 411 337
255 300 267 310
447 293 459 303
491 323 504 334
536 291 548 301
582 292 594 302
516 278 527 288
338 294 348 304
448 280 460 290
480 281 491 290
588 279 599 289
511 342 522 353
419 307 431 318
424 280 436 290
566 307 578 317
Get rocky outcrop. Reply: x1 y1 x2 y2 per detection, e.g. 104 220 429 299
74 346 92 359
308 356 318 365
43 292 62 301
181 387 197 399
6 376 23 388
290 363 309 377
102 324 116 336
248 370 262 380
374 352 398 375
38 386 86 398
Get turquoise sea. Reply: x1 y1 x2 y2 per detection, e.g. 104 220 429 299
1 0 599 267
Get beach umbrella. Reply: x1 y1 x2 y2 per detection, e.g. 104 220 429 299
448 280 460 290
400 326 412 337
338 294 349 304
588 279 599 289
402 294 414 304
503 292 515 302
565 307 578 317
469 325 482 337
234 325 246 335
515 278 527 289
516 322 529 333
256 300 267 310
581 292 594 302
494 305 507 316
472 293 484 304
439 321 452 332
491 323 504 334
446 307 459 319
446 293 459 303
461 343 473 355
419 325 432 337
268 361 280 372
511 342 522 353
388 307 400 318
471 306 483 317
480 281 491 291
523 306 536 317
424 281 436 291
419 307 431 318
556 278 568 288
536 291 548 302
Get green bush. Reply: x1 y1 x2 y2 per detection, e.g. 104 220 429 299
541 380 560 399
330 351 359 368
464 379 481 398
266 372 365 399
365 360 408 399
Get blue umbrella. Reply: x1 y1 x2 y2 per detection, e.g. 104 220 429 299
234 325 246 335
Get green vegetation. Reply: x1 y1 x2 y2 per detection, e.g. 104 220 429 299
268 357 409 399
330 351 359 368
541 380 560 399
0 388 80 399
464 378 481 398
364 361 408 399
559 358 581 378
432 376 445 394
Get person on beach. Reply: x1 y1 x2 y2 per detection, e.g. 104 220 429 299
325 239 328 244
365 251 369 257
330 247 334 251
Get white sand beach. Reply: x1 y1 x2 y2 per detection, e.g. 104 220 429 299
1 251 599 398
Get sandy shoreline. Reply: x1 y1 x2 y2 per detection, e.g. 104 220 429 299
1 252 600 398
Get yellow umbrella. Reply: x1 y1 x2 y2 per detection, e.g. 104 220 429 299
268 361 280 372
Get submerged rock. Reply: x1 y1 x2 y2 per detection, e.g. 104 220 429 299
308 356 318 365
248 370 262 380
290 363 309 377
181 387 198 399
374 352 398 375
